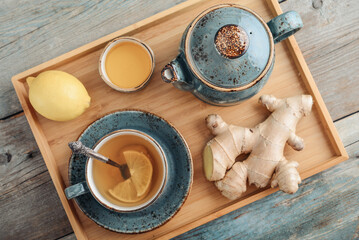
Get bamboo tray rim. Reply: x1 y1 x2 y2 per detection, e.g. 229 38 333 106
11 0 348 239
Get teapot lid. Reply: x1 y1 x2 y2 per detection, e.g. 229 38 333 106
185 4 274 91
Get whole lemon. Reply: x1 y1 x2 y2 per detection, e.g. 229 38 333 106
27 70 91 121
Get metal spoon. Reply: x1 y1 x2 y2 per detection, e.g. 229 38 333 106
68 141 131 180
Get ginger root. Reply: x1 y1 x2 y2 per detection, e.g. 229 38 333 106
203 95 313 200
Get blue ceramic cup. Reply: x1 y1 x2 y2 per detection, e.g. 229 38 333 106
161 4 303 106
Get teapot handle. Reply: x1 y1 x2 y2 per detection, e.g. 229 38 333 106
267 11 303 44
161 54 194 91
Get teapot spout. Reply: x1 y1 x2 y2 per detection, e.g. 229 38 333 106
161 55 193 91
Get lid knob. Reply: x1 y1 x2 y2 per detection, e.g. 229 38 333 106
214 25 249 59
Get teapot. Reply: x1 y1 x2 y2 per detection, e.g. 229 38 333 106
161 4 303 106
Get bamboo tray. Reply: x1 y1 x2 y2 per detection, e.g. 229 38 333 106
12 0 348 239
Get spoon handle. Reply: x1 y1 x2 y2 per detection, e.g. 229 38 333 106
68 141 109 163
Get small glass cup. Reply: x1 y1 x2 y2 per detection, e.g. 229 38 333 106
99 37 155 92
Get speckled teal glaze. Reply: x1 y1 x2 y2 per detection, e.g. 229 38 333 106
67 110 193 233
161 4 303 106
267 10 303 44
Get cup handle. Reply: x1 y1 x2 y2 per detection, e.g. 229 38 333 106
267 11 303 44
65 181 89 200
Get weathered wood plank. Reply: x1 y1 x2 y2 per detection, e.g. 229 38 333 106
335 112 359 147
281 0 359 120
0 114 73 240
57 233 77 240
0 0 188 119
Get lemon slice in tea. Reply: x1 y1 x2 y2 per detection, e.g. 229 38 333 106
108 150 153 202
108 178 139 203
124 150 153 197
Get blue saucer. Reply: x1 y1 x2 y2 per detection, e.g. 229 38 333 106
68 110 193 233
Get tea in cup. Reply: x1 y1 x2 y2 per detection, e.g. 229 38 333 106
65 129 167 212
99 37 155 92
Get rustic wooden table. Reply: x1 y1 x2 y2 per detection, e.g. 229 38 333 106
1 0 358 239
